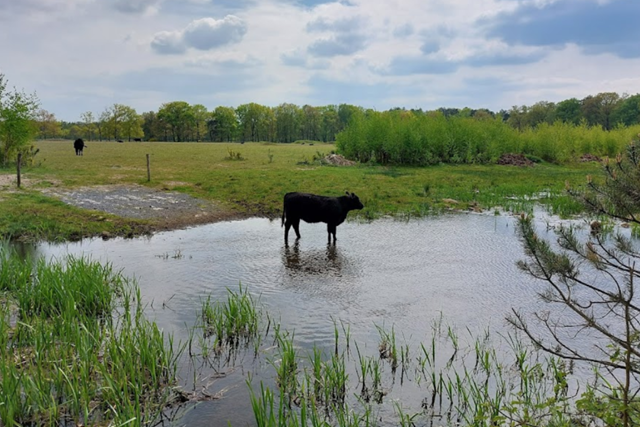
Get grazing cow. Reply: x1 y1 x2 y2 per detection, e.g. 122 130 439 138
134 138 142 142
281 191 364 243
73 138 86 156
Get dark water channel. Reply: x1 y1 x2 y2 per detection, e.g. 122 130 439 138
22 212 589 425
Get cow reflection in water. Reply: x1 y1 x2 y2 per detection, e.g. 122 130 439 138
283 241 343 275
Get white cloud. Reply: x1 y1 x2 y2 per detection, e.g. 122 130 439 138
183 16 247 50
151 31 186 55
151 15 247 55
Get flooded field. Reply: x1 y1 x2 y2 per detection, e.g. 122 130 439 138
20 211 593 425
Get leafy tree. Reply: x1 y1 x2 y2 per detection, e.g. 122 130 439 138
274 103 301 143
0 74 40 166
512 139 640 426
507 105 529 130
320 105 340 142
582 92 621 130
556 98 582 125
472 109 494 120
254 107 276 142
210 106 238 142
141 111 166 141
599 92 622 131
97 110 110 141
301 105 321 141
612 94 640 127
527 101 556 127
80 111 96 140
190 104 209 142
236 103 266 142
157 101 193 142
35 109 61 139
100 103 132 140
119 105 143 141
337 104 362 130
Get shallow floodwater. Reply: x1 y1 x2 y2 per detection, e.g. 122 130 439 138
25 212 581 425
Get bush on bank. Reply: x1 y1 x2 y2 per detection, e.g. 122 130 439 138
336 110 640 165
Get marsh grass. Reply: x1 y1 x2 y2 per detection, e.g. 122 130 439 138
0 140 604 241
200 284 260 351
0 247 181 427
242 312 588 427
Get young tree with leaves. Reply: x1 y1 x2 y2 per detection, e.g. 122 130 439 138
512 138 640 426
35 109 61 139
80 111 96 141
0 74 40 166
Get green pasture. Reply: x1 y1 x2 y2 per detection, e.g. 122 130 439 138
0 140 602 241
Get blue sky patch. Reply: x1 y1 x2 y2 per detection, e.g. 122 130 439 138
487 0 640 57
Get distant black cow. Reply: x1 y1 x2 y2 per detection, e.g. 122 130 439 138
74 138 86 156
134 138 142 142
281 191 364 243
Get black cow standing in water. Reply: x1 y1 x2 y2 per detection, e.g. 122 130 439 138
74 138 86 156
281 191 364 243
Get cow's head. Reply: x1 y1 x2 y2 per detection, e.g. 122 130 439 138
345 191 364 210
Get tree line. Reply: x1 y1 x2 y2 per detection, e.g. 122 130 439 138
43 102 363 144
34 91 640 143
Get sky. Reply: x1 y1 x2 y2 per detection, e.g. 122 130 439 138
1 0 639 122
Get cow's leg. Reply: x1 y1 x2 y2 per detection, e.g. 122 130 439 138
284 221 292 243
328 224 337 243
292 219 301 239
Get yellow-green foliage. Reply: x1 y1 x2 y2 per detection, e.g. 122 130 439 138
520 122 640 162
337 110 640 165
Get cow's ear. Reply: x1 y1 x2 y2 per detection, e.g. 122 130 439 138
345 191 349 196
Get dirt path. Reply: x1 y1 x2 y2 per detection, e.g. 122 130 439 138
39 184 243 229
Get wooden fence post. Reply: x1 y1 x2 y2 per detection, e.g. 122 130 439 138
146 154 151 182
16 153 21 188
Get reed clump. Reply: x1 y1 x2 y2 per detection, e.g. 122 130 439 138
243 314 603 427
0 247 181 427
200 284 260 351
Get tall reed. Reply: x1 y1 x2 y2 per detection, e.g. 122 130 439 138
0 249 181 427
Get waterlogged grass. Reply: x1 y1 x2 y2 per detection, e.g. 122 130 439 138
0 247 181 426
212 301 621 427
200 284 261 353
0 140 604 241
130 278 625 426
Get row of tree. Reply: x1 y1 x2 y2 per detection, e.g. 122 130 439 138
43 102 363 144
414 92 640 131
34 91 640 144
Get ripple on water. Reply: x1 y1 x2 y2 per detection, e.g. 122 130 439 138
27 212 603 425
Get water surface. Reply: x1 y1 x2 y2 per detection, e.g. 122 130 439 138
29 212 575 425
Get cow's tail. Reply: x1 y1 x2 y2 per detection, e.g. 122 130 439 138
281 205 286 227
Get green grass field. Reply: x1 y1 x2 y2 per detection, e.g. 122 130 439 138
0 140 602 241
